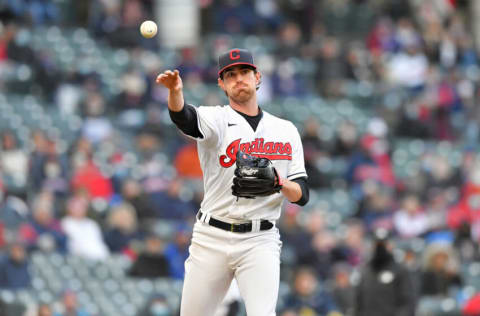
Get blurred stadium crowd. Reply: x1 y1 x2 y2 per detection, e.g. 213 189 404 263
0 0 480 315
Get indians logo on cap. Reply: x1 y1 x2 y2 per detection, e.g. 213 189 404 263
229 49 241 60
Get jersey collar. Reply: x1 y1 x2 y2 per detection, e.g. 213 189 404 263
230 106 263 132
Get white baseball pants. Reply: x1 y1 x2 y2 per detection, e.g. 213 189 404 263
180 220 282 316
214 278 241 316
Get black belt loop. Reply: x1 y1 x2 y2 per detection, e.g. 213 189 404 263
197 211 273 233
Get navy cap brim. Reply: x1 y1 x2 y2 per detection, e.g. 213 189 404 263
218 62 257 76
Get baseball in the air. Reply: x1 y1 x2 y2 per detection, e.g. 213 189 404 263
140 20 157 38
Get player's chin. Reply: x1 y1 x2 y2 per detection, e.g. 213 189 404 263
232 95 251 103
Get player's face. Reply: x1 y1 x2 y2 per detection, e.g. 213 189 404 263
219 66 260 103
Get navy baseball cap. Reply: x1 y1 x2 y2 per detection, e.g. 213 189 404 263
218 48 257 77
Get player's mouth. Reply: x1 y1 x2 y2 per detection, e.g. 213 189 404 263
236 88 249 95
235 85 249 93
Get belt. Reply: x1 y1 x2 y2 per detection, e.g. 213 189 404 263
197 211 273 233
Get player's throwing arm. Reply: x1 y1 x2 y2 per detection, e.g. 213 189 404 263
156 69 184 112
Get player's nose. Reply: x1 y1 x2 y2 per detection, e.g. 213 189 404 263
235 77 245 85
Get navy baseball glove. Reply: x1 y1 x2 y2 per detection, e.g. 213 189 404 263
232 150 283 199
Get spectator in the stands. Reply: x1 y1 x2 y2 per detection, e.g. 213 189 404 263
346 132 395 190
14 0 60 25
332 121 359 157
19 191 67 252
116 69 148 112
136 293 172 316
447 167 480 242
345 42 371 82
394 194 429 238
176 47 205 84
431 73 460 141
395 97 435 139
304 208 328 237
174 138 203 179
420 243 462 297
37 303 53 316
70 156 113 200
29 129 50 191
0 241 31 289
386 20 428 93
39 139 69 198
29 130 69 197
315 36 348 98
425 189 449 233
0 190 29 229
356 184 395 233
149 178 197 220
61 194 109 260
70 138 113 200
120 179 155 222
301 118 331 188
103 202 144 253
423 154 461 191
68 138 93 169
88 0 122 39
81 92 113 144
137 141 170 195
341 219 366 267
279 204 313 265
299 229 339 280
331 263 355 316
0 130 29 191
54 290 90 316
353 229 416 316
366 17 398 57
282 266 339 315
164 224 191 280
276 21 303 59
271 58 307 97
128 233 170 278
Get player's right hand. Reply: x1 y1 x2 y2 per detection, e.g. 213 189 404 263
156 69 183 92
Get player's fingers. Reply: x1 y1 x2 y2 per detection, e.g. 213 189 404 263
156 74 168 83
173 69 180 77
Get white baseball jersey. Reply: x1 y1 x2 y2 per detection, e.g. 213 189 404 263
185 105 307 222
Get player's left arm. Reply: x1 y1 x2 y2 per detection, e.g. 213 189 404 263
280 177 308 205
281 178 309 206
282 123 309 206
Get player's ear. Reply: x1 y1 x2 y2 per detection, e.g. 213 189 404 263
255 71 261 86
255 71 262 89
218 78 225 91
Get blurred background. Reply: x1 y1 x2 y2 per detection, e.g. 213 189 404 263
0 0 480 315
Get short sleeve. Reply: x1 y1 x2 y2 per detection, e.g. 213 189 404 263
287 123 308 180
195 106 224 148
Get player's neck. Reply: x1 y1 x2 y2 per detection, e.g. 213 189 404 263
229 97 259 116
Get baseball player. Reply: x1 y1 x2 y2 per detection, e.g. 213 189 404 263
156 48 309 316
